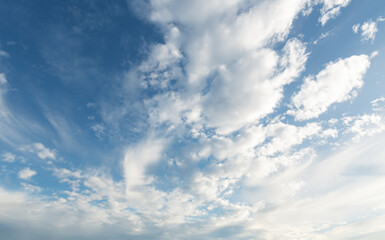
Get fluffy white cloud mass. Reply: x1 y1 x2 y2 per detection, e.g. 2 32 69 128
141 0 311 135
289 54 371 120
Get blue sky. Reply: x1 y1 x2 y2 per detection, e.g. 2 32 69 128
1 0 385 239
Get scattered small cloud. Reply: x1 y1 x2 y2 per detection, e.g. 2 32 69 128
343 114 385 140
353 17 384 42
20 143 56 160
21 182 42 192
361 21 377 41
90 123 105 139
352 23 360 33
18 168 37 180
86 102 96 108
377 16 385 22
0 49 9 58
1 152 16 162
313 31 332 45
371 97 385 111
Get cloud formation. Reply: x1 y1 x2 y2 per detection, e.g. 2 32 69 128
289 54 371 120
18 168 37 180
20 143 56 160
318 0 351 25
0 0 384 239
353 20 378 41
1 152 16 162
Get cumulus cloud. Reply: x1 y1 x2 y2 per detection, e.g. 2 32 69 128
361 21 378 41
20 143 56 160
289 54 371 120
141 0 310 134
123 136 166 192
18 168 37 179
353 20 378 41
202 39 308 134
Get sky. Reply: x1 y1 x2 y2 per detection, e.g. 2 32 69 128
1 0 385 239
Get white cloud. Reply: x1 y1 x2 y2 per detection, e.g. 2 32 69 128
140 0 310 135
378 16 385 22
0 73 10 120
0 74 24 145
371 97 385 111
0 71 47 147
0 73 7 85
258 122 322 156
21 183 42 192
91 123 105 139
352 23 360 33
150 0 241 25
20 143 56 160
289 54 371 120
3 1 385 239
353 17 385 42
360 21 378 41
123 136 166 192
53 167 82 179
0 49 9 58
202 39 308 134
313 31 332 44
343 114 385 140
2 131 385 239
353 20 378 41
18 168 37 179
1 152 16 162
44 112 81 149
318 0 351 25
